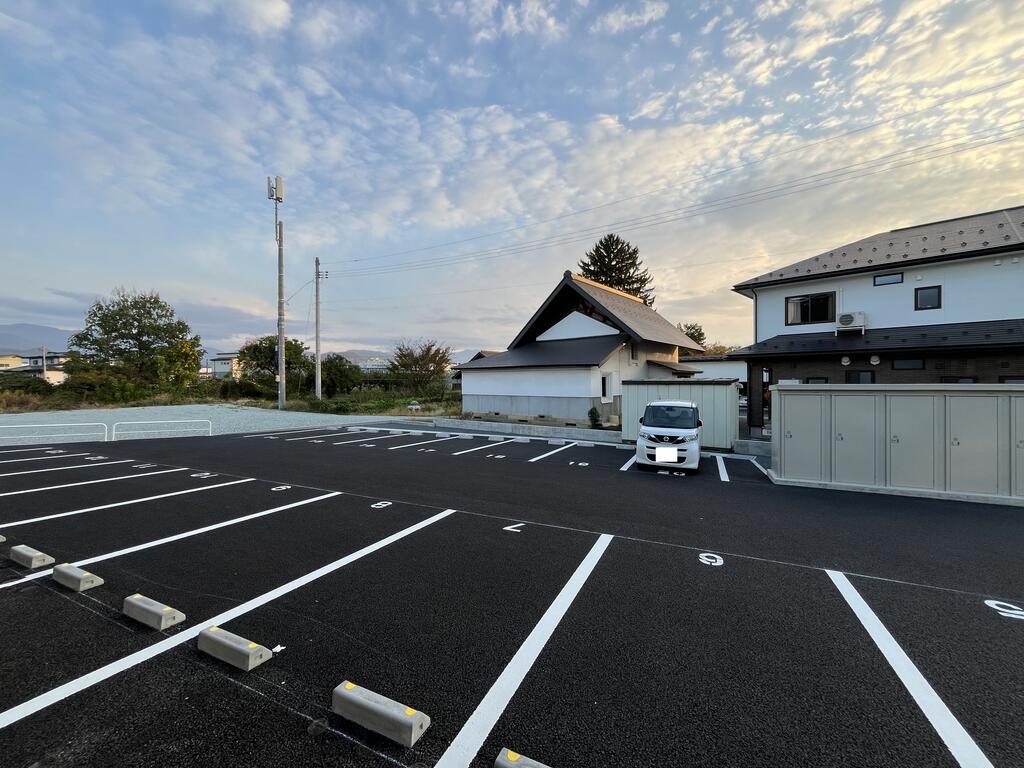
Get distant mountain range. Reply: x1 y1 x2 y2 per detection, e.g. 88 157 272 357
337 348 482 364
0 324 77 355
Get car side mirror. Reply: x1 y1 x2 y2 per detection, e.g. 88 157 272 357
638 418 644 425
698 419 703 427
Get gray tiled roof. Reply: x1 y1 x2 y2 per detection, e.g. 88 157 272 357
734 205 1024 292
456 334 626 370
729 319 1024 358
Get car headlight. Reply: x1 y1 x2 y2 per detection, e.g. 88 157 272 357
638 431 655 441
680 434 698 443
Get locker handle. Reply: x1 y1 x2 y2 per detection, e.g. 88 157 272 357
890 435 900 444
784 430 793 439
951 437 960 447
835 433 844 441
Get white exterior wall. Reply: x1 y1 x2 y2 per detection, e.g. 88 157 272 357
754 251 1024 341
462 367 597 398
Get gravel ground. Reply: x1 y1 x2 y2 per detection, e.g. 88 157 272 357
0 404 421 445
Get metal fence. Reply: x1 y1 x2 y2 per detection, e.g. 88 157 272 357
0 422 109 444
111 420 213 441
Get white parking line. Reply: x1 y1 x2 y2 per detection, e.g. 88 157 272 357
284 432 343 442
0 508 455 729
0 459 133 478
716 455 730 482
0 452 89 465
332 433 409 446
452 439 515 456
387 436 460 450
826 571 993 768
0 467 188 498
0 478 255 529
242 426 341 439
527 441 578 463
0 491 342 592
435 533 613 767
0 447 55 454
746 457 770 477
619 455 637 472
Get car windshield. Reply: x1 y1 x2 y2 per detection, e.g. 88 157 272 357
644 405 697 429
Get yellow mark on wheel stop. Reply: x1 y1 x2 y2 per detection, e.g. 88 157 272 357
405 708 416 716
247 642 258 649
344 682 356 690
507 752 521 762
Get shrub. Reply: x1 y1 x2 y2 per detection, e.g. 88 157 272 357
588 406 601 429
219 379 266 399
0 374 54 396
58 371 152 403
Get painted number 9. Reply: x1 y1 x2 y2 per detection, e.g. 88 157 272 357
985 599 1024 620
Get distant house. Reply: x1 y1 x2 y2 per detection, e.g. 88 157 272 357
457 271 703 425
359 357 391 374
729 205 1024 426
0 351 69 385
210 352 241 380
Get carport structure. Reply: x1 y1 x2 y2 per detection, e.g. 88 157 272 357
0 427 1020 767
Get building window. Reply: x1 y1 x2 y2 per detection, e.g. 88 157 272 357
601 375 608 398
845 371 875 383
629 343 638 361
892 358 924 370
915 285 942 310
940 376 977 383
785 292 835 325
1000 376 1024 383
873 272 903 286
805 376 829 383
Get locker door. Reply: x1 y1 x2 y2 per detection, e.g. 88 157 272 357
947 396 1000 495
781 394 824 481
1014 397 1024 498
887 396 937 490
832 395 877 485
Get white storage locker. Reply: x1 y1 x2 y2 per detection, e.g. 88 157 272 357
831 395 879 486
946 395 1000 495
887 396 939 490
1014 397 1024 498
781 394 826 481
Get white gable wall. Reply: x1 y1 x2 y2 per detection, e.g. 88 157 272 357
536 311 620 341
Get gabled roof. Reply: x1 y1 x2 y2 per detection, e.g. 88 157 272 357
508 272 703 351
729 318 1024 358
456 335 626 370
733 205 1024 296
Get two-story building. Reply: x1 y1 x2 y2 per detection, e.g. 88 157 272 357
730 205 1024 426
210 352 241 380
457 271 703 425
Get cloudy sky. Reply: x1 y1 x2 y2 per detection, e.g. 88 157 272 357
1 0 1022 356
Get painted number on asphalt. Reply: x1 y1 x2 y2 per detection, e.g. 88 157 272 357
485 454 505 459
985 599 1024 620
44 450 66 454
568 461 589 467
85 456 107 461
133 463 158 469
699 553 724 567
271 485 291 492
190 472 218 478
371 501 392 509
658 470 687 477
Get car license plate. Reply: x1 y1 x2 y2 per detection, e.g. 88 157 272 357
655 446 678 462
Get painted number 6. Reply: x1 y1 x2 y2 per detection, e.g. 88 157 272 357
699 553 724 567
985 599 1024 620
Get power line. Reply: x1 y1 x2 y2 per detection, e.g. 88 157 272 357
321 74 1024 267
330 123 1024 278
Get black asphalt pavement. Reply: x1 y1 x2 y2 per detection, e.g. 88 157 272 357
0 428 1020 768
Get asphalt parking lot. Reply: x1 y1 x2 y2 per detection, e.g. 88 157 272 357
0 426 1021 767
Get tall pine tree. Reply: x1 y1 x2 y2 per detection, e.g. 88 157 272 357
577 233 655 305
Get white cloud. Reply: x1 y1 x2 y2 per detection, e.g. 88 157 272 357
176 0 293 35
591 1 668 34
298 4 374 48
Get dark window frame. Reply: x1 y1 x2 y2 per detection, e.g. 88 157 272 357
873 272 903 286
601 375 608 398
915 285 942 311
940 376 977 383
845 370 875 384
784 291 836 326
805 376 829 384
891 358 925 370
999 376 1024 383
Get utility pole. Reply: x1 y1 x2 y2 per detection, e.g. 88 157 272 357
40 345 47 381
314 257 328 399
268 175 286 410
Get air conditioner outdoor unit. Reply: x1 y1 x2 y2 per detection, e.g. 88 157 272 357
836 311 867 334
